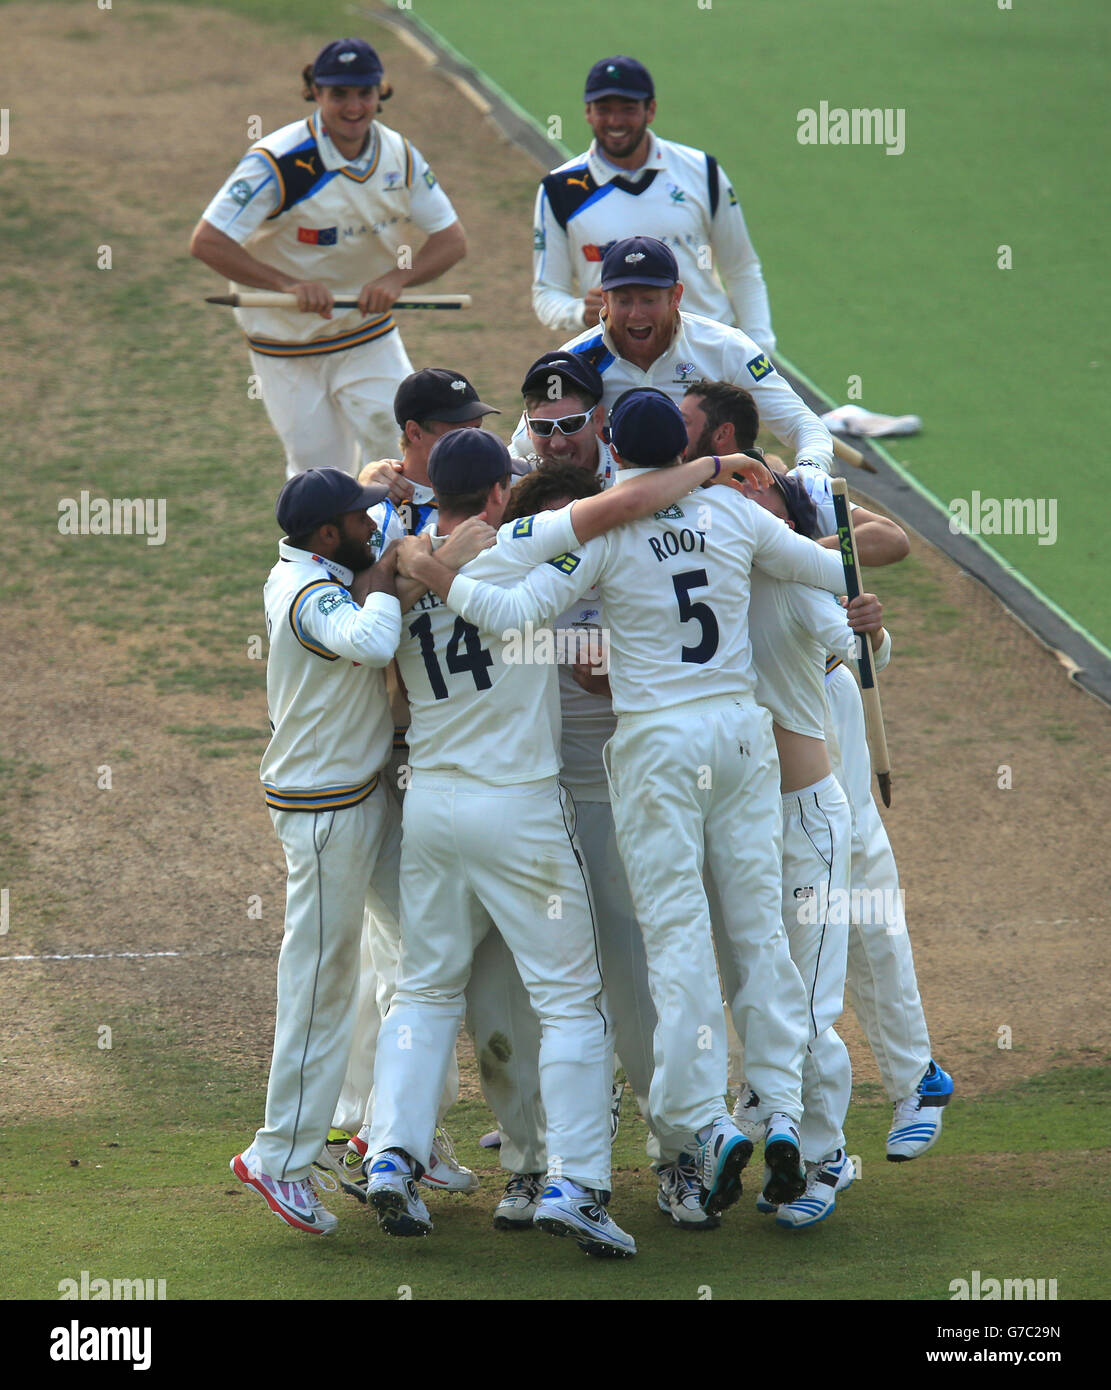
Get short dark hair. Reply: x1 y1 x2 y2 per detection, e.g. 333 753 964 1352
504 461 602 523
301 65 393 102
436 474 512 518
684 379 759 450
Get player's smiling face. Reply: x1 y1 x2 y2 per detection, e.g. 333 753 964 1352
525 394 603 469
315 84 380 158
585 97 656 165
602 283 682 368
333 508 378 572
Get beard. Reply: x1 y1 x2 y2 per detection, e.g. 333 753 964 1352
684 424 717 462
334 534 375 573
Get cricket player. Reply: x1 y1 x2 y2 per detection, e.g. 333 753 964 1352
512 237 831 472
230 466 398 1236
362 428 761 1256
679 380 953 1160
190 38 467 477
532 56 775 350
405 391 882 1219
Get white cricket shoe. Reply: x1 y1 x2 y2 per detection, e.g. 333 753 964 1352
887 1060 955 1161
421 1126 480 1193
774 1149 856 1230
231 1144 337 1235
533 1179 637 1258
492 1172 544 1230
313 1136 369 1203
364 1151 433 1237
657 1153 721 1230
730 1082 765 1143
761 1113 807 1206
694 1116 753 1216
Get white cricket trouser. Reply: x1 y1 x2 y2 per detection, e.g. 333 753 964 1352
250 330 412 479
255 782 398 1181
331 755 458 1138
604 696 809 1149
781 776 853 1162
826 666 932 1099
464 795 660 1173
367 772 613 1190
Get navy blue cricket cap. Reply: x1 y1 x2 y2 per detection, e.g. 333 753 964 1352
600 236 679 290
312 38 384 87
584 56 654 102
394 368 500 427
609 388 688 467
773 467 820 539
520 351 604 406
427 429 513 494
276 467 389 537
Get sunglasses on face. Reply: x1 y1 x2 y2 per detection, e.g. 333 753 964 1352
525 411 593 438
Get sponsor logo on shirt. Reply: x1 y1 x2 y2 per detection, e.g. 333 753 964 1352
294 157 317 176
423 167 438 189
728 185 739 207
547 553 581 575
566 174 591 192
512 516 535 538
229 179 254 207
746 352 775 382
297 226 338 245
317 590 350 616
533 227 546 252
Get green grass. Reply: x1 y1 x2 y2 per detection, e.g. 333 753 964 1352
400 0 1109 649
2 995 1107 1300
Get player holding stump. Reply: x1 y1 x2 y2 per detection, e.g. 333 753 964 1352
190 39 466 477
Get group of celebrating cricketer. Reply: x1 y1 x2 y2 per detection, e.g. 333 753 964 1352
191 39 954 1258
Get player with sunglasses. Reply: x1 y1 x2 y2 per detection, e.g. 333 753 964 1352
516 351 617 484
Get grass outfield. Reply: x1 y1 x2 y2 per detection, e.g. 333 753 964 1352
2 1000 1107 1301
400 0 1110 651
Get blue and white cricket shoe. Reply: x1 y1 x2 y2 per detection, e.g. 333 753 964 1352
695 1116 753 1216
887 1059 954 1161
364 1151 433 1237
533 1178 637 1258
761 1112 807 1206
774 1148 856 1230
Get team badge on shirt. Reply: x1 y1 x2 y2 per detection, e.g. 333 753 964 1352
297 226 338 245
654 504 684 520
384 171 403 190
746 353 775 382
316 589 350 616
547 553 581 575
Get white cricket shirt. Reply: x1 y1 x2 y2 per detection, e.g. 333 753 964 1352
202 112 458 356
395 507 580 784
449 471 848 716
533 133 775 350
259 542 400 810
